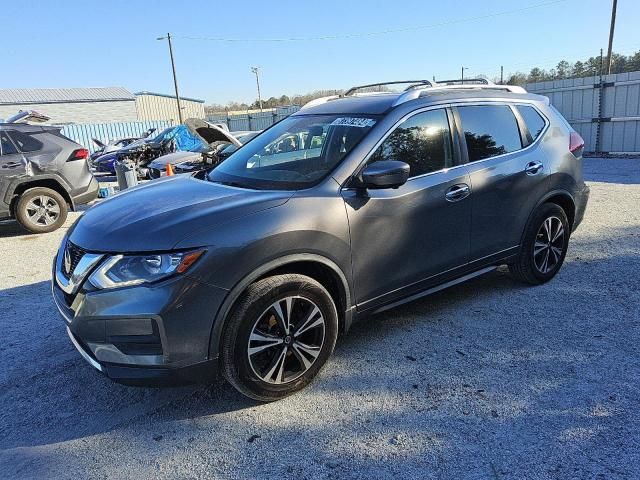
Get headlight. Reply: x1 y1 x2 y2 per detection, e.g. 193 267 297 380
88 250 204 289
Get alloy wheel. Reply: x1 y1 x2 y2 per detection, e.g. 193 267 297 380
533 216 565 274
25 195 61 227
247 296 325 385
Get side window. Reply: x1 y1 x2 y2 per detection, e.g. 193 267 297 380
369 109 453 178
8 130 43 153
457 105 522 162
517 105 546 140
0 131 19 156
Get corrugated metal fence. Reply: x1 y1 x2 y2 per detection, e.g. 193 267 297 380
61 120 174 153
206 105 301 132
58 107 302 153
526 71 640 153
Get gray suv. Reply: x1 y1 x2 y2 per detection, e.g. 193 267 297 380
1 123 98 233
52 79 589 401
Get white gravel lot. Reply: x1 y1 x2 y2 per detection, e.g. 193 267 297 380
1 158 639 479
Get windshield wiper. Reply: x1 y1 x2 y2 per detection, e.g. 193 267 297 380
208 179 250 189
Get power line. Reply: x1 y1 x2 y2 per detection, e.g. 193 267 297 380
175 0 568 43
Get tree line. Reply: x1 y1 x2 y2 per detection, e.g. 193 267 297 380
505 50 640 85
205 50 640 113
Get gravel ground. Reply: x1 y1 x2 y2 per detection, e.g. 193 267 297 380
1 158 639 479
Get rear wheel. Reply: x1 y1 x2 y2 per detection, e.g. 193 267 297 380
15 187 68 234
509 203 570 284
221 274 338 401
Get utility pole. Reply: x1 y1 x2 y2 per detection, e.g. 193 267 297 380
157 33 183 123
461 66 468 83
251 66 263 112
500 65 504 84
606 0 618 75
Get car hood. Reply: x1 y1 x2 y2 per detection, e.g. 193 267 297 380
149 151 200 169
185 118 242 147
68 176 293 252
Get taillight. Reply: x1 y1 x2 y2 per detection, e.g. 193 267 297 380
68 148 89 161
569 132 584 155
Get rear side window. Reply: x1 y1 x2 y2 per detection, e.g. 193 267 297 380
369 109 453 178
0 131 19 155
457 105 522 162
8 130 43 153
517 105 546 140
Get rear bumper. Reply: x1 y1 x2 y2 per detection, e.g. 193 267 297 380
573 184 590 231
71 176 99 208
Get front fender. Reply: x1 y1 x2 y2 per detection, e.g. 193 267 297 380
205 252 353 360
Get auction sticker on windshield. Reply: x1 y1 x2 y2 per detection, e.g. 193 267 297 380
330 117 377 128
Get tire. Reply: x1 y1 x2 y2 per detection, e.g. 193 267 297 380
221 274 338 401
15 187 68 234
509 203 570 285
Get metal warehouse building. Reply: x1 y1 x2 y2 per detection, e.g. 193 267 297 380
0 87 138 124
0 87 206 125
134 91 205 121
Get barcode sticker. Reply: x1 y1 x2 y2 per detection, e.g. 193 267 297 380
330 117 376 128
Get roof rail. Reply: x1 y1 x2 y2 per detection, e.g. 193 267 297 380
301 79 528 110
435 78 492 85
392 83 527 107
344 80 434 97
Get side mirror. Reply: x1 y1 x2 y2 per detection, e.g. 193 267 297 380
361 160 410 189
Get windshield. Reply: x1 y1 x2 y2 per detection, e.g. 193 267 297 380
208 114 377 190
151 127 178 143
219 131 260 156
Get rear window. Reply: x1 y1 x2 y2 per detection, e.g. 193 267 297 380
8 130 43 153
517 105 546 140
457 105 522 162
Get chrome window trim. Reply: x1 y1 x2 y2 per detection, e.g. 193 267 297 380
343 99 551 189
512 102 551 143
451 101 550 166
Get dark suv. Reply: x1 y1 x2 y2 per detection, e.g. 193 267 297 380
52 80 589 401
1 123 98 233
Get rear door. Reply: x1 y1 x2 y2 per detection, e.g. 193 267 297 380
0 130 27 176
0 131 28 216
342 107 472 310
454 103 549 261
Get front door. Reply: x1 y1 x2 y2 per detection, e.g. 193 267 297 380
342 108 472 311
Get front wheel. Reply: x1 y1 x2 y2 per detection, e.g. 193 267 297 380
509 203 570 285
221 274 338 401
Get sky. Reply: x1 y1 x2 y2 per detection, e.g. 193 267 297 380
2 0 639 105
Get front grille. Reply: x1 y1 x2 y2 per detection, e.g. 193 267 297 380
64 241 86 277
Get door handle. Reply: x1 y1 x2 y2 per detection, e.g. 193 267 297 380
1 161 22 169
525 161 544 175
445 183 470 202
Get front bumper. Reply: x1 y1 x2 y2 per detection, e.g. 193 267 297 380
52 250 227 386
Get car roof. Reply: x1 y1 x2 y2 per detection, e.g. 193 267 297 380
296 88 547 116
0 123 57 133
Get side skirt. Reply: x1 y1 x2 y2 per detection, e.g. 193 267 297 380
370 266 496 315
354 246 519 318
